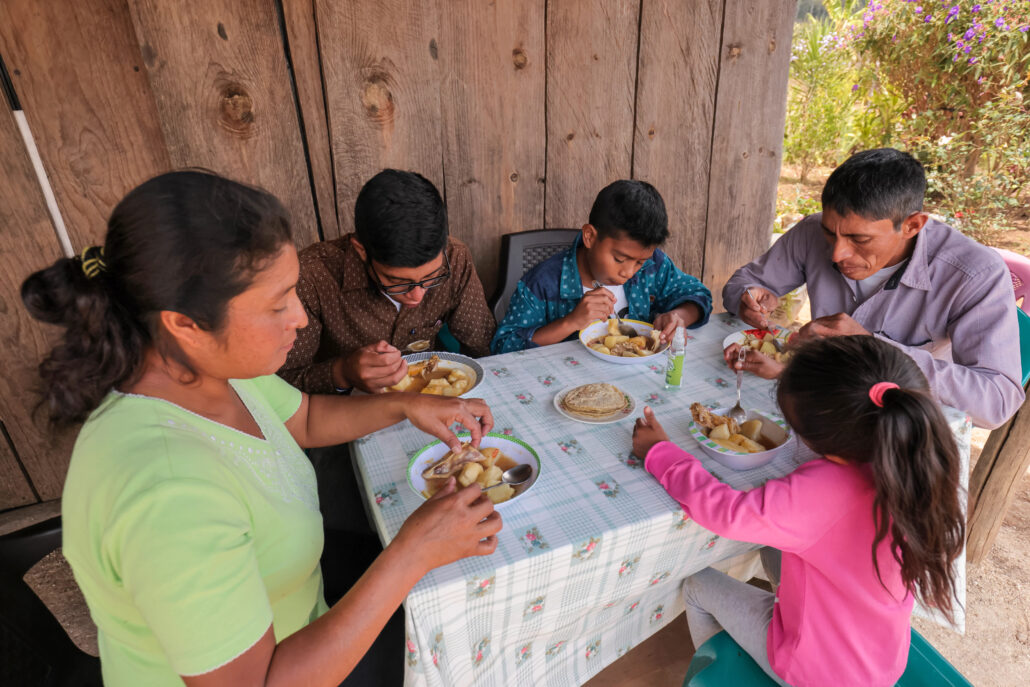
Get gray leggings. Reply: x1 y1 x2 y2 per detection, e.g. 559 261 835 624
682 565 791 686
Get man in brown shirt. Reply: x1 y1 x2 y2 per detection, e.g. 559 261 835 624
279 169 495 394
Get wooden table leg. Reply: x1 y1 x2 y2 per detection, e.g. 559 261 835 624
967 389 1030 565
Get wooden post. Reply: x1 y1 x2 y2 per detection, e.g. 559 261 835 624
966 391 1030 564
633 0 722 280
438 0 546 298
702 0 797 312
544 0 638 229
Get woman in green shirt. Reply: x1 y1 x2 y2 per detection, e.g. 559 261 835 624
22 171 501 687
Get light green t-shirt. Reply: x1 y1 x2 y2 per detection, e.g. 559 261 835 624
62 375 328 686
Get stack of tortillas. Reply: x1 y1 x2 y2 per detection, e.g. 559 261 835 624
560 383 628 418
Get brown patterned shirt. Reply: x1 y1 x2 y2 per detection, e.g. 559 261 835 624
278 235 495 393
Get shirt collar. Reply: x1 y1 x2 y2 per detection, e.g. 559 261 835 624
558 233 658 299
896 226 931 291
340 234 375 292
559 234 586 300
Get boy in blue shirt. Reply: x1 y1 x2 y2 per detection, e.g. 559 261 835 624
491 180 711 353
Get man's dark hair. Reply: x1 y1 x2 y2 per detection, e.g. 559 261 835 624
354 169 448 267
588 179 669 246
821 148 926 228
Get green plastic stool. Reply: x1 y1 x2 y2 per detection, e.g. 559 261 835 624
1017 308 1030 386
683 628 971 687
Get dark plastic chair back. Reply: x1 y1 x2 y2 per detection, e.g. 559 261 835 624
0 515 102 687
489 229 580 323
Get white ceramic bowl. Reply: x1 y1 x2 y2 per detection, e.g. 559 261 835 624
406 432 541 508
399 351 484 397
578 319 669 365
688 408 793 471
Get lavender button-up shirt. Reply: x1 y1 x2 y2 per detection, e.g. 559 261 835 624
724 214 1024 428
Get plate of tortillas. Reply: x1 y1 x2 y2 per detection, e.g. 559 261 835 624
553 383 635 424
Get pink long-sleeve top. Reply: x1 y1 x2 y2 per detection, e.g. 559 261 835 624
646 441 914 687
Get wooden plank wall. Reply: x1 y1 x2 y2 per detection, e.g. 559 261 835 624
0 0 796 509
0 104 63 508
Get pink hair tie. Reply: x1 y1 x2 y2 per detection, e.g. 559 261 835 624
869 382 899 407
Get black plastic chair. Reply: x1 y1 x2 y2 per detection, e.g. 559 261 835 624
0 514 101 687
488 228 580 323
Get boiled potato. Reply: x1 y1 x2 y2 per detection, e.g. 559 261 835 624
479 447 500 470
739 419 763 441
712 437 749 453
628 336 648 349
590 343 612 355
458 461 484 487
729 434 765 453
709 423 731 441
391 375 414 391
482 465 504 486
759 341 777 356
604 335 631 349
486 484 515 504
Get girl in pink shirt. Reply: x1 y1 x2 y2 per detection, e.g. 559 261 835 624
633 336 964 687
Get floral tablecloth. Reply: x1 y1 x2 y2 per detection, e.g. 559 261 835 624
352 313 969 686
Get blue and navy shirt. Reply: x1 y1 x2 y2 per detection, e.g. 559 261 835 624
491 235 712 353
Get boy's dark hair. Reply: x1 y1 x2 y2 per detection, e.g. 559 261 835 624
21 171 292 425
588 180 669 246
777 335 964 623
354 169 448 267
821 148 926 228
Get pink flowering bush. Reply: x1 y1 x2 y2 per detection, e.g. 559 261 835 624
784 0 1029 240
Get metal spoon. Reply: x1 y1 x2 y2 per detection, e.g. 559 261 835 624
482 463 534 490
591 280 636 336
727 346 748 424
404 339 431 352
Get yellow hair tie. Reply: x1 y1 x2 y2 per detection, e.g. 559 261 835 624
80 246 106 279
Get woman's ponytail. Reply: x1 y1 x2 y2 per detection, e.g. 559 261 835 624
22 251 146 425
21 171 292 425
869 386 964 621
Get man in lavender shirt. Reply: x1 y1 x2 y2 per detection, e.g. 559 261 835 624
723 148 1023 429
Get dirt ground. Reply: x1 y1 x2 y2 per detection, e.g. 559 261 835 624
914 430 1030 686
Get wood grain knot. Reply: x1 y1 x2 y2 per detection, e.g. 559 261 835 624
429 38 438 60
219 83 254 136
565 132 575 142
510 172 519 182
648 127 656 139
217 22 228 41
728 43 743 60
768 38 776 53
741 151 749 159
512 48 527 70
361 78 395 126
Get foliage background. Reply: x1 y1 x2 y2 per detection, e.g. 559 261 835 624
782 0 1030 243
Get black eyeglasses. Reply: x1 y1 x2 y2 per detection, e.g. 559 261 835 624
366 251 451 295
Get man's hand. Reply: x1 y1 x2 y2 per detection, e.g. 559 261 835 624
404 396 495 451
723 343 785 380
335 340 408 393
632 406 671 460
654 303 702 342
563 287 616 331
738 287 779 329
797 312 870 341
